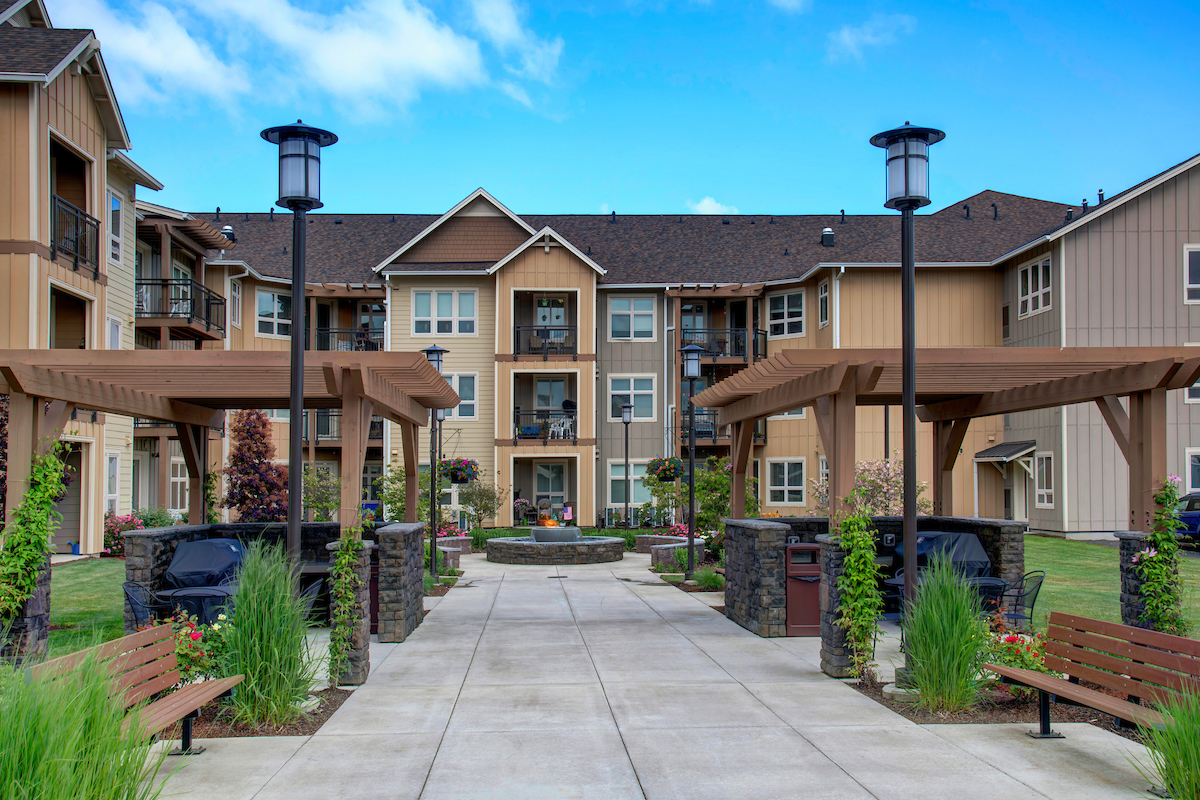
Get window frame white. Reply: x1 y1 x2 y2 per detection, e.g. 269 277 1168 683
169 458 189 515
818 280 829 328
411 289 477 337
229 279 242 328
105 450 120 515
766 457 806 506
1035 451 1055 509
107 189 122 265
608 295 657 342
1185 448 1200 494
768 408 806 420
607 459 651 507
607 373 657 422
819 455 829 485
1186 245 1200 304
1018 256 1053 319
766 289 805 338
443 373 478 419
106 315 122 350
255 288 293 339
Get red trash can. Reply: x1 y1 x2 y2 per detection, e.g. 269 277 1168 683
786 543 821 637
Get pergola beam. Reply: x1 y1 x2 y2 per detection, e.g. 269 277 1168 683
715 361 854 425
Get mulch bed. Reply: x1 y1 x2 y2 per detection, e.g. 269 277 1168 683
853 678 1145 743
425 583 451 598
159 687 352 739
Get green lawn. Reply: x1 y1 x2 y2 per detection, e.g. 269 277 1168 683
1024 535 1200 633
47 558 127 658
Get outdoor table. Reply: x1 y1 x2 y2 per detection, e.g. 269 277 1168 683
882 575 1009 613
157 585 237 624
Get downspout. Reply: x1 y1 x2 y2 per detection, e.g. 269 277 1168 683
833 266 844 349
1058 237 1069 533
665 319 675 456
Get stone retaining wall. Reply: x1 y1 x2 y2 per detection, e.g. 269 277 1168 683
486 537 624 565
1116 531 1151 628
637 534 687 554
649 540 704 569
327 540 374 685
0 555 50 664
376 523 425 644
438 535 473 555
437 546 461 570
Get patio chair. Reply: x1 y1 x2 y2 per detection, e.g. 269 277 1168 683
123 581 173 628
300 578 324 622
1000 570 1045 629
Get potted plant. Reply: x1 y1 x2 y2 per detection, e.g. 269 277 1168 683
441 457 480 484
647 456 684 482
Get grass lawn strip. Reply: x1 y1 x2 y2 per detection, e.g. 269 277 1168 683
47 558 128 658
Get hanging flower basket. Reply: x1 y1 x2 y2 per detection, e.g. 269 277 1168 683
441 457 480 484
647 456 685 482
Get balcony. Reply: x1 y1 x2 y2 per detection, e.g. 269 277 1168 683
50 195 100 279
307 327 384 352
677 411 766 445
302 410 384 444
679 328 767 361
134 417 226 438
514 326 578 360
512 409 578 445
135 279 226 341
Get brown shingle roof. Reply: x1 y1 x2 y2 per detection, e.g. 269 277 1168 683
193 189 1069 287
0 26 89 75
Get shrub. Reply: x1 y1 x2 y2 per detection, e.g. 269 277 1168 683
985 630 1053 698
103 511 144 556
904 555 989 713
642 456 760 530
0 650 168 799
169 609 234 684
809 455 933 517
219 540 317 726
301 465 340 522
223 410 288 523
135 507 176 529
375 462 448 523
694 566 725 590
1136 688 1200 799
835 509 884 681
458 479 508 531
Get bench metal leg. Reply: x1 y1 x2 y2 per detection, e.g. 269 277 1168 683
1026 690 1065 739
168 710 206 756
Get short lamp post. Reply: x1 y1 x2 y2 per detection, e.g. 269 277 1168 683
423 344 447 583
261 120 337 566
622 402 633 529
680 344 704 578
869 122 944 613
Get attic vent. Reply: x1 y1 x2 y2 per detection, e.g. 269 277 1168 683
821 227 834 247
963 204 970 219
1066 208 1074 221
334 219 343 224
220 225 235 244
244 212 249 222
1098 189 1105 204
722 219 730 225
991 202 998 220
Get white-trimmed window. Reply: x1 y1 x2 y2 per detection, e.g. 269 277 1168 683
767 459 805 505
768 291 804 337
107 315 122 350
264 409 290 421
1187 380 1200 404
443 374 477 418
610 296 655 340
1186 247 1200 303
230 280 242 328
609 462 651 506
609 375 655 421
256 289 291 337
1035 452 1054 508
819 456 829 485
1018 257 1052 318
818 280 829 328
108 190 121 264
769 408 806 420
413 290 476 335
105 451 120 515
170 459 188 514
1187 449 1200 494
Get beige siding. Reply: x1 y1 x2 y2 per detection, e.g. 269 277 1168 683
495 246 597 355
0 84 34 241
0 253 34 348
397 216 528 263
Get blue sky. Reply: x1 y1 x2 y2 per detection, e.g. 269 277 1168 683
52 0 1200 216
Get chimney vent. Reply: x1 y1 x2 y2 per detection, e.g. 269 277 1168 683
610 211 616 224
1098 189 1105 204
821 227 835 247
1082 198 1089 212
1066 208 1074 221
215 207 221 221
991 202 998 220
964 204 970 219
840 209 845 224
220 225 235 243
269 207 274 222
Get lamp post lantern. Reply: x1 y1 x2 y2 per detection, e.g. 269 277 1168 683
622 402 633 529
680 344 704 579
261 120 337 566
869 122 945 613
423 345 448 583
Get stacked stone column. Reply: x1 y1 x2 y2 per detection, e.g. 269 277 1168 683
722 519 790 638
815 534 853 677
375 523 426 644
1116 531 1151 629
326 539 374 686
0 555 50 664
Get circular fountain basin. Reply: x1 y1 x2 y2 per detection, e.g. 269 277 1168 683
486 532 625 564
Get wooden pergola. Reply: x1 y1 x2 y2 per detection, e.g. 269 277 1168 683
691 347 1200 531
0 351 458 536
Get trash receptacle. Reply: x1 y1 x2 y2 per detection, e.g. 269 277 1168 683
786 543 821 637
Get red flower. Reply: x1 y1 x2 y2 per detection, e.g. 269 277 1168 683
1004 635 1020 644
189 631 202 641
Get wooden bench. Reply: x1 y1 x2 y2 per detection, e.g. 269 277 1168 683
33 623 243 756
983 612 1200 738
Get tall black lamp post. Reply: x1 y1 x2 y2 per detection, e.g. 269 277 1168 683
869 122 945 611
261 120 337 566
680 344 703 578
422 344 447 582
622 402 633 529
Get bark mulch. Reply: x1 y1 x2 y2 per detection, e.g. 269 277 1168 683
853 678 1145 743
425 583 451 598
160 687 352 739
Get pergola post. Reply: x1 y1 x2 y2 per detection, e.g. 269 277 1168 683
932 418 970 516
729 418 754 518
337 367 374 538
1128 389 1168 532
176 423 208 525
816 389 857 517
399 420 419 523
4 391 37 530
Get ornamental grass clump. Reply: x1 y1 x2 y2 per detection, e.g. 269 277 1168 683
0 651 168 799
694 566 725 591
904 555 990 713
220 540 317 727
1136 688 1200 800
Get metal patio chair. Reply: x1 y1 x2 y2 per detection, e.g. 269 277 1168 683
123 581 173 628
1000 570 1046 629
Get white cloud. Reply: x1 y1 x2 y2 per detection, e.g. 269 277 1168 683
687 197 739 215
52 0 248 105
826 13 916 63
497 80 532 107
766 0 812 13
469 0 563 83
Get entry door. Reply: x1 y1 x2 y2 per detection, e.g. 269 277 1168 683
170 261 192 317
54 446 83 553
1013 461 1030 522
535 463 566 511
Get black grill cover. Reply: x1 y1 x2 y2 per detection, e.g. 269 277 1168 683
895 531 991 578
163 538 245 589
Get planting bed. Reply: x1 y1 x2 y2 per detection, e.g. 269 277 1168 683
160 687 352 739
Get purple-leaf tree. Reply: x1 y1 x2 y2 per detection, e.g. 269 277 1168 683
223 410 289 522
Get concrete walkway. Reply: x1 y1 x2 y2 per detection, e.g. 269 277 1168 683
157 552 1155 799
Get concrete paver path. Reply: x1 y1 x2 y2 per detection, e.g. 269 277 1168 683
158 553 1155 799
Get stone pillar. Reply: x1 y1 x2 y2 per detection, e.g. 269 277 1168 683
327 539 374 685
375 523 426 644
722 518 790 637
816 534 852 678
1 555 50 664
1116 531 1151 629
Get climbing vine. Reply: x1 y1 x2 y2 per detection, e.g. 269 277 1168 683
327 532 365 685
834 499 884 682
0 441 68 622
203 472 222 524
1135 476 1189 636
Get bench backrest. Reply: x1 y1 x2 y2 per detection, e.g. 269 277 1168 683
1045 612 1200 705
30 624 180 710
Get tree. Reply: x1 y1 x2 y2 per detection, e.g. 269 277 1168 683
458 479 508 531
223 409 288 522
375 462 447 524
808 455 933 517
641 456 759 530
302 465 341 522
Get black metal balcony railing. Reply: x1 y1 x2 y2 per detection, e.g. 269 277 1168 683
513 409 578 445
135 279 226 334
307 327 384 351
51 195 100 278
302 410 384 442
677 411 767 444
514 326 578 360
679 328 768 361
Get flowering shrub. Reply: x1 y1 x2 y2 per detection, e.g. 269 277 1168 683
513 498 534 517
1137 476 1189 635
434 520 461 538
169 610 233 684
647 456 684 482
808 455 933 516
986 630 1055 697
668 523 689 538
102 512 143 556
441 457 480 481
